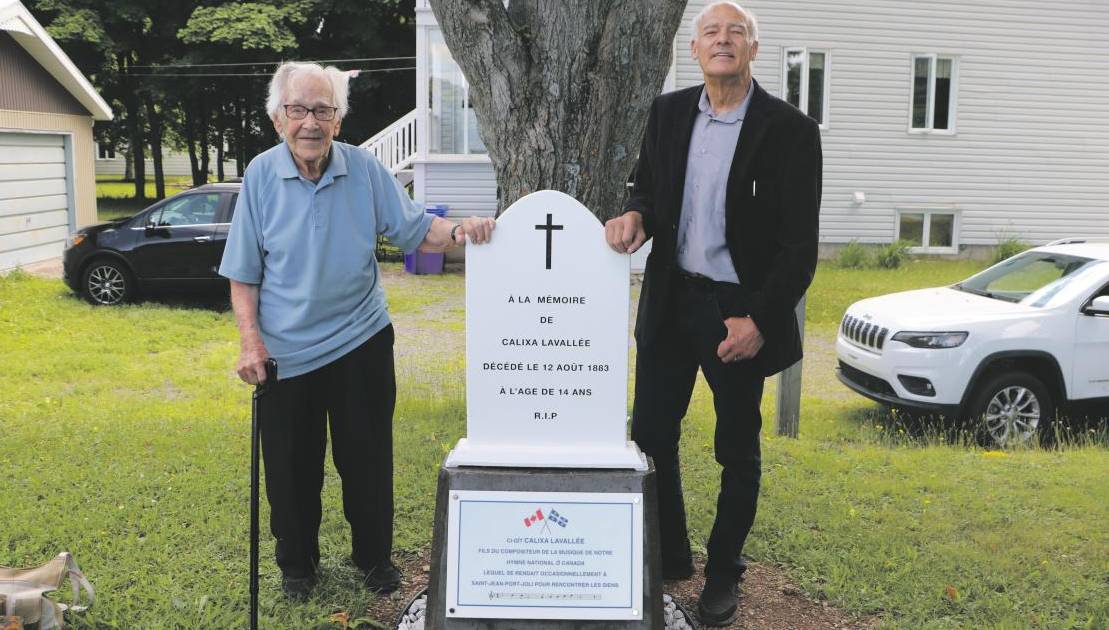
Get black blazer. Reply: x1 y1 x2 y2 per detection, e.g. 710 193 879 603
625 80 823 377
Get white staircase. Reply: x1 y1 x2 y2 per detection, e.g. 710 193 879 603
360 109 418 187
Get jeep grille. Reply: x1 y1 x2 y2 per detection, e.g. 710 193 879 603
841 314 889 352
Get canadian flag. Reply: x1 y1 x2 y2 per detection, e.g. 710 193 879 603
522 508 544 527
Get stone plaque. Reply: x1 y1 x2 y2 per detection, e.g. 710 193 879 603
446 190 645 469
445 490 644 620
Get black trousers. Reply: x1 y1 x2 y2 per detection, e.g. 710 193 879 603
257 325 396 578
631 274 764 581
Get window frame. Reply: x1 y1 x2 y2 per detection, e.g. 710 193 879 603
908 53 958 135
781 46 830 129
895 208 960 254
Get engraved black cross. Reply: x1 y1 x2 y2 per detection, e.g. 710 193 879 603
534 213 564 270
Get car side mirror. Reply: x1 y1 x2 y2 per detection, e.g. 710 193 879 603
1085 295 1109 316
145 222 170 237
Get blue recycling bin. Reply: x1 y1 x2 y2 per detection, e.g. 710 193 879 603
404 204 448 274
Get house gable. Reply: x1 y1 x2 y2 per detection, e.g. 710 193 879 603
0 31 86 115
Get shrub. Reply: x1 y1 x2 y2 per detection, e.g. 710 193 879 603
838 240 869 269
992 237 1031 265
875 240 912 269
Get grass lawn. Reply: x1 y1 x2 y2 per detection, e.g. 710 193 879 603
1 260 1106 629
96 176 194 222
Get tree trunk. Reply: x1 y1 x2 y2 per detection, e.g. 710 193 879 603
428 0 685 219
144 94 166 200
199 134 211 184
121 57 146 200
198 92 211 184
235 97 246 177
124 149 133 181
183 97 202 186
216 122 225 182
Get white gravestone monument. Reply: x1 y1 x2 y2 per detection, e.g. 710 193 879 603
427 191 662 625
446 190 647 470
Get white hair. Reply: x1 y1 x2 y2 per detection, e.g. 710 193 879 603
265 62 350 120
691 1 759 44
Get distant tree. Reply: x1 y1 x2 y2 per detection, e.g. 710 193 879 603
31 0 418 198
177 2 308 179
429 0 686 218
32 0 154 199
291 0 416 146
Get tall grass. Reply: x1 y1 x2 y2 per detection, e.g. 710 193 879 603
837 240 869 269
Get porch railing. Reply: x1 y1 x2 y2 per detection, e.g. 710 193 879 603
359 109 418 175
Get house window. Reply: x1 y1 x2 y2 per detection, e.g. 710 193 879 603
428 29 486 155
782 48 828 126
910 54 956 132
897 210 958 253
96 143 115 160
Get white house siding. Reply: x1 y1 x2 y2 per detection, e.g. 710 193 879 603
414 159 498 219
678 0 1109 248
95 150 237 178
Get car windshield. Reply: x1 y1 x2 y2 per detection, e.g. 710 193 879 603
952 251 1100 306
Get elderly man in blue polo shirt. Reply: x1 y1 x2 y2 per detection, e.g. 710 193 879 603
219 61 494 599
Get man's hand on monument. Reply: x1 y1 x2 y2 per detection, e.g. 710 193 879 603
718 316 764 363
457 216 496 245
237 338 272 385
604 211 646 254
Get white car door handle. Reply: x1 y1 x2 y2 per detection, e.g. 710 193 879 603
193 236 212 243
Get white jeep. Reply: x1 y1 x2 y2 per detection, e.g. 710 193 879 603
835 239 1109 446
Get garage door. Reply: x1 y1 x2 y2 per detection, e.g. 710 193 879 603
0 131 71 271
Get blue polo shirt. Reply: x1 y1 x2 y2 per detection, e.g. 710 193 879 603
219 141 432 379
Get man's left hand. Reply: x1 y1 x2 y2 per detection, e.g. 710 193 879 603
457 216 495 245
717 316 764 363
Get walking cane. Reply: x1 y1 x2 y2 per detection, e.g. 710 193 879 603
251 358 278 630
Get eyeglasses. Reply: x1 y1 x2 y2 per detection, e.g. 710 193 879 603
283 104 338 121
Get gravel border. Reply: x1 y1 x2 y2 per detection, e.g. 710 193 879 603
395 589 697 629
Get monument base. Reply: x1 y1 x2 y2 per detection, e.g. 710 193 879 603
444 439 648 471
426 463 664 629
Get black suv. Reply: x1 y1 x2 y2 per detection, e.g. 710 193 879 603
63 182 241 305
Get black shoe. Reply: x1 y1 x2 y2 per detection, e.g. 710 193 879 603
698 576 739 626
280 573 316 601
362 561 402 594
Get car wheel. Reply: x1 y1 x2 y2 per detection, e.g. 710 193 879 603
968 370 1054 448
81 259 133 305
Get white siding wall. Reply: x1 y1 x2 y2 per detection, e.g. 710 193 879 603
680 0 1109 247
416 159 497 219
412 0 1109 250
95 150 237 178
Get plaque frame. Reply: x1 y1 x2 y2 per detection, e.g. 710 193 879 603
445 490 645 620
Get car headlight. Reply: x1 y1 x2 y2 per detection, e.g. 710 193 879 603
891 331 968 349
65 233 85 249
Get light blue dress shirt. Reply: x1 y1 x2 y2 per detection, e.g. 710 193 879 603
676 86 753 283
219 141 433 379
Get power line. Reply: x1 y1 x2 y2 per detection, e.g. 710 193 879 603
127 66 415 78
128 56 416 69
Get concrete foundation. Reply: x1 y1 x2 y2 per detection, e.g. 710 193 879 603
425 463 664 630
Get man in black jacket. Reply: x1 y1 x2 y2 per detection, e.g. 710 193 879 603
604 2 822 624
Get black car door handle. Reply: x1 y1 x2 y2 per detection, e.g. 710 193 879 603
193 236 212 243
